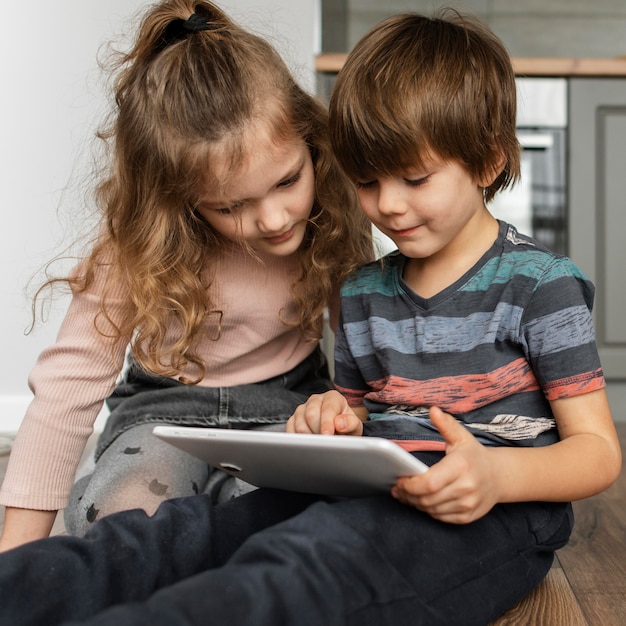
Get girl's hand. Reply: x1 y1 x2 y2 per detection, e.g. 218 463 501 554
392 406 501 524
287 390 365 436
0 508 57 552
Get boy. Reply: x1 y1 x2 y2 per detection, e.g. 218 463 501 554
289 2 621 601
0 10 620 626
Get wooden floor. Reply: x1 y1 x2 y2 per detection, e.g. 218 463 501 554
492 422 626 625
1 424 625 624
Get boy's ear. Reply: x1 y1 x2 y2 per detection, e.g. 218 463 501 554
478 148 507 187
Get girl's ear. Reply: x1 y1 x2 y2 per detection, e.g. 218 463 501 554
478 147 507 187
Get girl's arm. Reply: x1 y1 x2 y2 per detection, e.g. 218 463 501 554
0 262 130 542
0 508 57 552
392 388 622 523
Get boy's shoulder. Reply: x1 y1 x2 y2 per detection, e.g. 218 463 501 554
497 223 589 282
341 253 403 296
500 222 552 256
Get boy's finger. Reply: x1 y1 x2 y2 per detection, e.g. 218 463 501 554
316 393 350 435
429 406 470 446
334 413 363 436
319 411 338 435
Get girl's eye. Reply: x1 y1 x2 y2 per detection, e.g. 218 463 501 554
216 202 243 216
277 171 301 188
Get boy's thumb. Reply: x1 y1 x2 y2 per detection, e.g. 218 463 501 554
429 406 467 446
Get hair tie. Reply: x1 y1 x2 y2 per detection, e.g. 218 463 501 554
159 13 214 50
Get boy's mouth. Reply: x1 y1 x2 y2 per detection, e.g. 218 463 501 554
388 225 420 238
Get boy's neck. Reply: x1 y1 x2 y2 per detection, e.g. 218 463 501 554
402 211 499 299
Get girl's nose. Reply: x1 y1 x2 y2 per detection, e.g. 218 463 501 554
256 200 289 233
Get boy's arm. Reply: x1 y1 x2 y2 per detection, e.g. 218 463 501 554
393 388 621 524
490 387 621 502
287 390 368 435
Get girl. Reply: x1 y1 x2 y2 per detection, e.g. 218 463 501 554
0 0 371 549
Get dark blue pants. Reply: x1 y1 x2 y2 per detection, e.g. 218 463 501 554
0 488 572 626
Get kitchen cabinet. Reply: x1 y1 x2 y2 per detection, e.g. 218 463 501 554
569 79 626 382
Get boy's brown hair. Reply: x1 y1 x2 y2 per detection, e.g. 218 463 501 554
329 9 520 202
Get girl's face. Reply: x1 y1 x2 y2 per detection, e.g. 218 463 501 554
195 126 315 257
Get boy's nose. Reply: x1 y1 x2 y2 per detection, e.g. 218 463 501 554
377 182 404 215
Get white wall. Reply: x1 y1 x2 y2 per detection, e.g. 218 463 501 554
0 0 319 433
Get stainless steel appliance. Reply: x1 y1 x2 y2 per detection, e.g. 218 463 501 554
490 78 568 255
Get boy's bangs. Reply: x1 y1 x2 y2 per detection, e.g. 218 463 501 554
330 52 436 182
333 110 432 182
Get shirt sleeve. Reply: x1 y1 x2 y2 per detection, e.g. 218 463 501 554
0 266 131 511
332 305 371 407
522 256 605 401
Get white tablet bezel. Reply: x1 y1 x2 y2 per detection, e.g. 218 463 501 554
152 426 428 497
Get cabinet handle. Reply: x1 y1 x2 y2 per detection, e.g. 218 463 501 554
518 133 553 150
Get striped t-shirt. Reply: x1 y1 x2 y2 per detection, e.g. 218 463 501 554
334 222 605 448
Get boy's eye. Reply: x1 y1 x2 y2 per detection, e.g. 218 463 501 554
404 175 430 186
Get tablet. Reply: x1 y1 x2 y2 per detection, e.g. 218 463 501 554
152 426 428 497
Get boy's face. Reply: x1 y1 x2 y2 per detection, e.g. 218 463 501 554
355 157 489 262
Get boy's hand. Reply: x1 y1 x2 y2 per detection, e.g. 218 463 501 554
392 406 501 524
287 390 364 436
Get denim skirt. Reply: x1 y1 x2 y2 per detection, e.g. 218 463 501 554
95 344 332 461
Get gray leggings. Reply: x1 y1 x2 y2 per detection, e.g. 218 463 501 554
64 346 331 536
65 422 283 537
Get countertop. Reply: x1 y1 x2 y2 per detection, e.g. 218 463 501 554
316 53 626 77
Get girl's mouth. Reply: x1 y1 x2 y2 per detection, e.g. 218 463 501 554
266 227 295 244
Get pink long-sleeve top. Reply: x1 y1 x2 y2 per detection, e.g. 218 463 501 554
1 246 323 511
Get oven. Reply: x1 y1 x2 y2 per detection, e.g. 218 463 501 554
490 78 568 255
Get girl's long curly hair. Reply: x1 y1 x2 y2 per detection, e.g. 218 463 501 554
38 0 372 382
